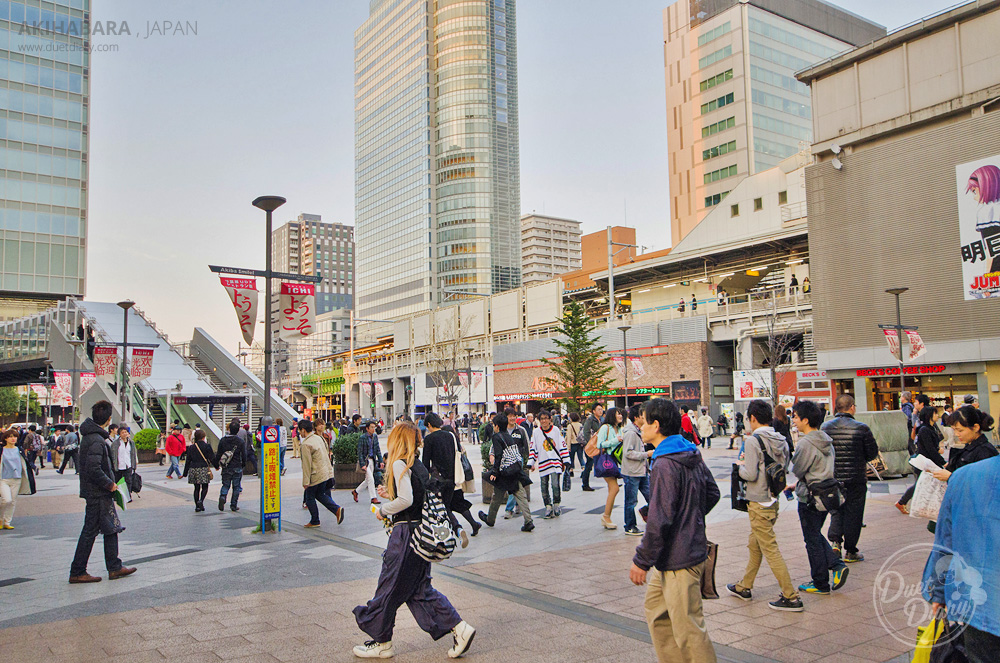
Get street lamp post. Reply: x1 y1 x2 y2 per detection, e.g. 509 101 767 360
117 300 134 424
619 326 632 408
466 347 473 416
885 288 910 406
252 195 287 422
67 338 85 422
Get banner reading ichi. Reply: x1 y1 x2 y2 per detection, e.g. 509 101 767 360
220 277 259 345
130 348 154 380
279 282 315 342
93 346 118 378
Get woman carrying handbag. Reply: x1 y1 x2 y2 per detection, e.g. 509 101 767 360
596 408 626 530
182 430 218 512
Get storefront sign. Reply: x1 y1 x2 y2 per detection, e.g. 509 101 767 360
957 155 1000 299
634 386 670 396
261 426 281 527
856 365 946 377
796 370 827 380
495 391 554 401
733 369 770 400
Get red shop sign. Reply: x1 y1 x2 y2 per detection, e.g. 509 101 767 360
856 365 946 378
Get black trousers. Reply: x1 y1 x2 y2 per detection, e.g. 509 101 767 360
60 450 78 473
827 481 867 553
966 624 1000 663
581 455 595 488
798 502 840 592
70 497 122 577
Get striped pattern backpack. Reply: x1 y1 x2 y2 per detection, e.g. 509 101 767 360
409 489 458 563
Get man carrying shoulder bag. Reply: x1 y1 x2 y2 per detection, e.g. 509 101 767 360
727 400 803 612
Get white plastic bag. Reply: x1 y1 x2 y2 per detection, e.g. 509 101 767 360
909 471 947 520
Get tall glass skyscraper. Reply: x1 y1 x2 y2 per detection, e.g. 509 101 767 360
0 1 90 319
355 0 520 320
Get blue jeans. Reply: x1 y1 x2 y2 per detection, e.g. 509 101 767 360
279 447 286 473
506 494 516 513
624 475 650 530
304 478 340 525
166 455 182 478
220 470 243 506
569 443 585 470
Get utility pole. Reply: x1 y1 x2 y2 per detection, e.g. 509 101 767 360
605 226 642 328
880 288 913 409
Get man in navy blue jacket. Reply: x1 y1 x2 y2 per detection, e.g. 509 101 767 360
629 398 720 662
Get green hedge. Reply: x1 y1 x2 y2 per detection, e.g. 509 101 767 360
480 436 492 467
332 432 360 465
133 428 159 451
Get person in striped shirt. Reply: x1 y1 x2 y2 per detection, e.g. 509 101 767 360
529 409 570 519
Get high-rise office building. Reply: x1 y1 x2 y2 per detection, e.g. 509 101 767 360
354 0 521 320
0 1 90 319
663 0 883 246
272 213 354 315
520 214 582 285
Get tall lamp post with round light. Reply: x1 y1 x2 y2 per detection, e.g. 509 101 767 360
252 195 286 424
117 300 135 424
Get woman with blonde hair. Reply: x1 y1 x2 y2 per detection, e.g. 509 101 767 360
353 422 475 659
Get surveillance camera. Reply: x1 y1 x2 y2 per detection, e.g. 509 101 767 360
831 144 842 155
832 158 843 171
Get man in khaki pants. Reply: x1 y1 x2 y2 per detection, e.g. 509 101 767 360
727 400 804 611
630 398 720 662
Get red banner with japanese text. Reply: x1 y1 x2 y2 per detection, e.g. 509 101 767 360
220 277 259 345
905 330 928 362
883 329 900 358
93 346 118 378
279 282 315 342
130 348 154 380
80 372 97 395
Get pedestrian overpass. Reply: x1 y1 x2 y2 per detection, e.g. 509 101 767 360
0 298 296 443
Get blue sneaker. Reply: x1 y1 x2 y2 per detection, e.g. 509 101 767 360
832 563 849 591
798 582 830 595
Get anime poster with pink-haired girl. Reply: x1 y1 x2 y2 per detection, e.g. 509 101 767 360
956 155 1000 299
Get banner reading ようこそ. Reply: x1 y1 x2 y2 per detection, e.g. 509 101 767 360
220 277 259 345
279 282 315 342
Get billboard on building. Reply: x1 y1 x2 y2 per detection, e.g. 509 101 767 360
957 154 1000 299
671 380 702 409
733 369 771 400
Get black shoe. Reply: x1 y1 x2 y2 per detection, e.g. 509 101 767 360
582 486 596 492
230 504 240 512
194 503 203 512
769 596 804 612
56 469 63 474
470 521 481 537
727 584 752 601
478 510 494 527
219 497 226 511
521 522 535 533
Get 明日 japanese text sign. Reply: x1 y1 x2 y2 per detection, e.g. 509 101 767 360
220 276 259 345
279 282 315 342
130 348 154 380
93 346 118 377
957 154 1000 299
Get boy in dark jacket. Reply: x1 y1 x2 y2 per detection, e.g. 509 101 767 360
478 413 534 532
215 419 247 511
69 400 136 584
630 398 719 662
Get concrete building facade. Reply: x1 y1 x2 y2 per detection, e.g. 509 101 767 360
798 0 1000 414
662 0 884 247
520 214 582 284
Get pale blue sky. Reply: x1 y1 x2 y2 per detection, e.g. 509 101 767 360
85 0 947 351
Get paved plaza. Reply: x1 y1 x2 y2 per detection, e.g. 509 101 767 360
0 444 927 663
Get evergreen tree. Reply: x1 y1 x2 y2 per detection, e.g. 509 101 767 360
540 302 613 412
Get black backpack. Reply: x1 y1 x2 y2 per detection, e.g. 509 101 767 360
754 436 787 498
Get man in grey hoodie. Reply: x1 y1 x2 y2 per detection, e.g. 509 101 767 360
790 400 849 595
728 400 803 611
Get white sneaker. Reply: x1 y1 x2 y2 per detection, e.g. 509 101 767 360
353 640 394 658
447 621 476 658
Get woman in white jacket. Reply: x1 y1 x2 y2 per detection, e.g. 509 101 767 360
697 408 715 448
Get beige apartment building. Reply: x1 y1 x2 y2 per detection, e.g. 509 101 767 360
798 0 1000 414
520 214 583 284
662 0 883 247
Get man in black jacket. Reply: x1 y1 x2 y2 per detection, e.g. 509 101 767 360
478 412 534 532
215 419 247 512
630 398 720 662
821 394 879 562
69 400 136 584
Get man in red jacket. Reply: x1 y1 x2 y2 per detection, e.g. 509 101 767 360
165 424 186 479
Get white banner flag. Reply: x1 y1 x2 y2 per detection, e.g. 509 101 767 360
459 372 469 388
93 346 118 378
54 371 71 398
472 371 483 390
905 330 928 362
883 329 900 357
362 382 372 397
279 282 316 342
80 372 97 395
374 382 385 396
281 388 292 399
612 357 626 376
629 356 646 378
130 348 154 380
220 276 259 345
29 384 47 403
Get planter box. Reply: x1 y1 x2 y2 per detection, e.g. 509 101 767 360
480 473 530 504
137 450 161 465
333 464 366 488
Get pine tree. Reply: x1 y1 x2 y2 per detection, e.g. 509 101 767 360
540 302 613 412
